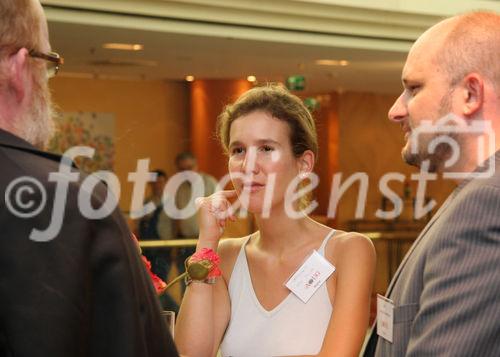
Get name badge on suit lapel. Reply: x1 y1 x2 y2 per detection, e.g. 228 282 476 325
377 294 394 343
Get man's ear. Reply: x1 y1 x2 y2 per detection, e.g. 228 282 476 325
461 73 484 117
7 48 30 104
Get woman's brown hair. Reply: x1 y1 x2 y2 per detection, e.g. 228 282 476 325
217 84 318 160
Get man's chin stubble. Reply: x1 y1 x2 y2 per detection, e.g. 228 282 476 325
402 148 442 173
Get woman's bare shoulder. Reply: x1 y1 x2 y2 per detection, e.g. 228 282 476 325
331 230 376 266
218 236 250 256
333 230 373 246
218 235 253 281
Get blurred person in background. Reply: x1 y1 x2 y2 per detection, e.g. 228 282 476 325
174 151 217 291
137 169 179 313
138 169 176 279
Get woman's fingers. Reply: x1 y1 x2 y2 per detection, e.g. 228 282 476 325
217 189 238 198
196 190 239 241
197 191 238 224
196 191 240 243
209 191 237 219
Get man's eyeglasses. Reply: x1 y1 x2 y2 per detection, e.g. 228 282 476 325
29 50 64 78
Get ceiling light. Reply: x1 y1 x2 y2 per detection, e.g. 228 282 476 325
315 59 349 66
247 75 257 82
102 43 144 51
185 75 195 82
89 59 157 67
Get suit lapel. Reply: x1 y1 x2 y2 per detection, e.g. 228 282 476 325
385 151 500 297
385 192 456 297
363 193 457 356
366 152 500 355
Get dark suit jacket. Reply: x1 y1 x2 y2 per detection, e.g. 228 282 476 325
0 129 178 357
364 153 500 356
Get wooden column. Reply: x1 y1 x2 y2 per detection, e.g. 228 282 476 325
311 92 339 218
190 79 252 179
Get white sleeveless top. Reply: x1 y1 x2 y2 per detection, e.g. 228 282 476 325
220 230 335 357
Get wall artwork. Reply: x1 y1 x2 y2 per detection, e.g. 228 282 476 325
48 112 115 174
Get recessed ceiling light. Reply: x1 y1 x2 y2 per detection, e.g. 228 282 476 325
88 59 157 67
102 43 144 51
185 75 195 82
247 75 257 82
315 59 349 66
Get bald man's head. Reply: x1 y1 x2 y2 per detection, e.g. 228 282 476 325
434 12 500 89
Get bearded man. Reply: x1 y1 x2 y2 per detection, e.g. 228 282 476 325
0 1 178 356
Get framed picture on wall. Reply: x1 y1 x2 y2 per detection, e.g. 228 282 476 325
48 111 115 174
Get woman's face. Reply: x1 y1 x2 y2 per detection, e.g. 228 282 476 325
228 110 305 214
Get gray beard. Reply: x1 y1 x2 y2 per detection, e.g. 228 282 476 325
15 72 55 149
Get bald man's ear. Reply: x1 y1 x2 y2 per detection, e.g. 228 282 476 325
7 48 30 104
461 73 484 117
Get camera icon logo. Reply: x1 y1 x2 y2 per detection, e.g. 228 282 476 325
410 114 495 179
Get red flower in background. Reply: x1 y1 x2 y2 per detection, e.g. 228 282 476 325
132 234 167 295
141 255 167 294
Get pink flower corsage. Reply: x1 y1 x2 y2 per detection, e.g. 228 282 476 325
162 248 222 291
188 248 222 279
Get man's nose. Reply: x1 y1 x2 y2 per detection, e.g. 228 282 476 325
388 93 408 123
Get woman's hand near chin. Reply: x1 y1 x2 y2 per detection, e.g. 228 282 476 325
196 190 238 250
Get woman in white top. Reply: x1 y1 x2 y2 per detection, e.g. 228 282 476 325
175 85 376 357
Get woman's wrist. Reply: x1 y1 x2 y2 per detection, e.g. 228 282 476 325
182 247 222 287
196 236 219 252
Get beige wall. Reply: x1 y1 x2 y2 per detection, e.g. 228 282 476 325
49 77 190 212
48 78 455 224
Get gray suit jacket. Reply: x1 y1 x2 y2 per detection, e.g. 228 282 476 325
364 153 500 356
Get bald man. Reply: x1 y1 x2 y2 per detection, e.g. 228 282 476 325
0 1 178 356
364 11 500 356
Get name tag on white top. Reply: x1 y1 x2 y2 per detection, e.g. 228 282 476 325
285 250 335 303
377 294 394 343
